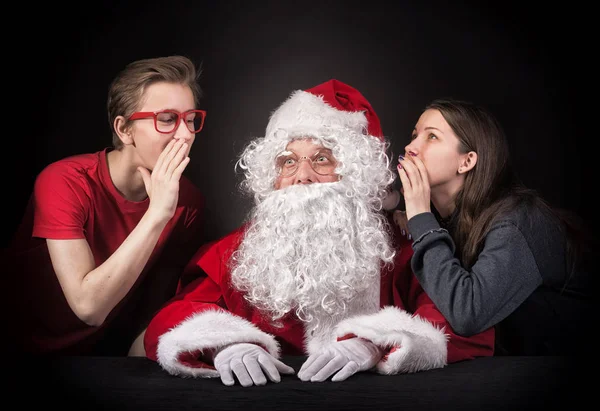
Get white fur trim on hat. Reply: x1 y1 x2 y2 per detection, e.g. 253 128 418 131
335 306 448 374
156 309 280 378
265 90 369 139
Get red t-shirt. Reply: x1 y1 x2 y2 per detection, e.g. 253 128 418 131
4 148 205 355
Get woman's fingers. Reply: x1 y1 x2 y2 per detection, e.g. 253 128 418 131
398 156 419 195
409 155 430 190
393 210 411 239
399 155 426 196
398 154 431 220
397 165 411 193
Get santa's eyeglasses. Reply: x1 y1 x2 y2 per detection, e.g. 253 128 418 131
275 149 338 177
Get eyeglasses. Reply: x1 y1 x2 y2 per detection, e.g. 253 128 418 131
275 149 338 177
129 110 207 134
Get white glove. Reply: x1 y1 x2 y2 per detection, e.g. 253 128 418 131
298 338 383 382
213 343 295 387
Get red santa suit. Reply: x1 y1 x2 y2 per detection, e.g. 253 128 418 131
144 223 494 377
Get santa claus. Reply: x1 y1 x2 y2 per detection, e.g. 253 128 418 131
143 79 494 386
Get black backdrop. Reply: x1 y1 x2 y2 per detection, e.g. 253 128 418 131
5 0 591 248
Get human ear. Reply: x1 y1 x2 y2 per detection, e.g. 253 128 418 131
114 116 134 145
458 151 478 174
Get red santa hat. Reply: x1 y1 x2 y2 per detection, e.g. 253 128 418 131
264 79 384 141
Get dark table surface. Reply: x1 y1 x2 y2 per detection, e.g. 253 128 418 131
14 355 587 411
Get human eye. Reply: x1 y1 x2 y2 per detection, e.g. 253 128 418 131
315 155 328 163
185 112 196 124
276 153 297 171
314 151 334 164
428 133 438 140
157 112 177 124
410 133 417 141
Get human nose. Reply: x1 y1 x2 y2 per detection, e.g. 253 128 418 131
294 158 317 185
404 140 420 158
173 116 194 142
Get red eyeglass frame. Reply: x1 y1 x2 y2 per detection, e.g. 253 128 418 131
129 109 207 134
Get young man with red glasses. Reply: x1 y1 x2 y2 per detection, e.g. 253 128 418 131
4 55 207 356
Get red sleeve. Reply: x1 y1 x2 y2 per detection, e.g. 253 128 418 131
32 162 89 239
392 234 495 363
407 276 495 363
144 228 246 362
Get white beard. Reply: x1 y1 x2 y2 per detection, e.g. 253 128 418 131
229 180 395 326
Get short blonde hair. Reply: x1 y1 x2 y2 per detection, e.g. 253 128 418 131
106 55 202 149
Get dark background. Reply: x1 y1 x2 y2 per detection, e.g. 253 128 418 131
5 0 591 248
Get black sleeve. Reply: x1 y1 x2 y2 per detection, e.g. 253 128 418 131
408 212 542 336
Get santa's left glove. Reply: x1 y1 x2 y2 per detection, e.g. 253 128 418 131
213 343 295 387
298 338 383 382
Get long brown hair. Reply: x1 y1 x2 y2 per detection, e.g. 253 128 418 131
426 99 587 274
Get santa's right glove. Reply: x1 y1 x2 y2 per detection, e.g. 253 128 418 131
213 343 295 387
298 337 383 382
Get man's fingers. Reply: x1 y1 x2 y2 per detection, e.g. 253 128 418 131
215 345 295 387
298 353 332 381
298 354 318 376
310 355 345 382
230 359 254 387
153 138 178 175
273 358 295 375
257 355 281 382
256 354 288 383
155 140 184 178
217 363 235 386
331 361 360 382
170 156 190 181
243 356 267 386
164 142 188 179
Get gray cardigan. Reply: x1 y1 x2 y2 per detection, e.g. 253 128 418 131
407 204 592 355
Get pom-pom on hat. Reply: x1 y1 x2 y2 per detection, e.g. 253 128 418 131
265 79 383 141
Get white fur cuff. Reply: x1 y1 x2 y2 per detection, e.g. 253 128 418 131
156 309 280 378
335 306 448 374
